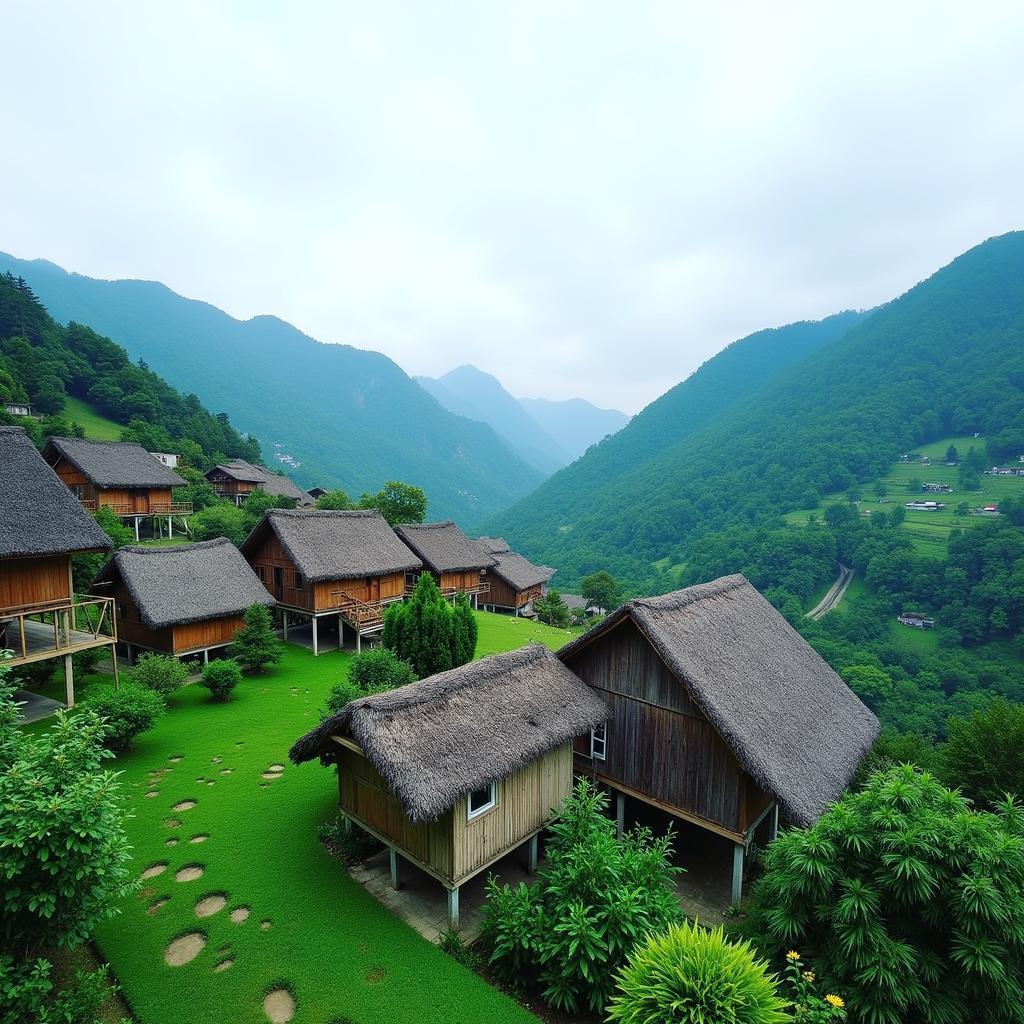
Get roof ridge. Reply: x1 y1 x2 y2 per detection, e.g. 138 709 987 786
120 538 230 554
0 425 28 435
269 507 380 519
397 520 455 530
632 573 748 612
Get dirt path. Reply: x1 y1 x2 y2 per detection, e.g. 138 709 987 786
805 565 854 620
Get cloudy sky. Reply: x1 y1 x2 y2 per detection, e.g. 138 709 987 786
3 2 1024 412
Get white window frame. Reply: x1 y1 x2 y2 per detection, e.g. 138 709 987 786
590 723 607 761
467 781 497 821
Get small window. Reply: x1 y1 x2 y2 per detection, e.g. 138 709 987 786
590 723 607 761
294 571 304 591
118 603 128 620
467 782 497 820
256 565 266 582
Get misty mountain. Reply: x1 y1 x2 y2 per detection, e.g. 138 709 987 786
517 396 628 461
0 253 543 525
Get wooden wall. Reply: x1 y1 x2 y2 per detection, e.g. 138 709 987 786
565 616 768 837
337 747 455 882
110 583 174 651
0 555 72 610
247 534 312 609
330 573 406 607
487 578 542 610
438 570 485 593
173 615 244 653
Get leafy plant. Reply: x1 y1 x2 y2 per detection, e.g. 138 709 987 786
780 952 847 1023
358 480 427 525
82 682 164 752
348 647 416 693
229 603 283 674
316 817 382 865
482 779 681 1014
606 920 789 1024
128 652 188 699
580 570 621 613
199 659 243 702
533 589 570 627
438 929 484 973
941 697 1024 806
743 765 1024 1024
0 955 121 1024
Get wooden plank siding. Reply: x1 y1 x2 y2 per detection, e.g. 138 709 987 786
486 577 542 610
564 616 770 837
0 555 72 610
107 583 243 653
47 456 172 514
172 616 244 654
438 570 487 594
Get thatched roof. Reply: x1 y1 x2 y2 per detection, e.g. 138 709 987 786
208 459 310 503
0 427 112 557
44 437 185 488
291 643 608 822
208 459 266 483
242 509 422 582
491 551 555 591
477 536 510 554
93 538 274 628
394 521 496 574
559 574 880 827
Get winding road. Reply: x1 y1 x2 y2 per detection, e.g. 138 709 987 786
805 564 854 620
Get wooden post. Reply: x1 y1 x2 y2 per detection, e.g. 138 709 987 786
111 645 120 690
447 886 460 930
615 791 625 838
312 616 319 656
731 843 745 906
202 649 209 665
282 611 289 640
168 515 173 539
126 643 135 667
356 629 361 654
134 517 140 542
768 803 779 844
389 847 400 890
63 653 74 708
342 814 352 833
527 833 538 873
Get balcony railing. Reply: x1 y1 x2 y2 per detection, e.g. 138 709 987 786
0 596 117 665
77 499 193 515
404 579 490 598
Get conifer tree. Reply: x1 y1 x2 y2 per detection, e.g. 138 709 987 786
229 603 283 674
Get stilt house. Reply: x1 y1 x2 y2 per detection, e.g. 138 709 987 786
43 437 189 540
393 521 495 603
91 538 274 664
205 459 311 505
483 551 555 615
0 426 117 707
290 644 608 928
241 509 422 654
559 574 879 904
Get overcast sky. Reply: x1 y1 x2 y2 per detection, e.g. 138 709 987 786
3 3 1024 413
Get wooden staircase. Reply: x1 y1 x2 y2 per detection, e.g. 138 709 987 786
334 592 385 634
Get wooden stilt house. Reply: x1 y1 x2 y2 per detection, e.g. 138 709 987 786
393 521 495 605
483 551 555 616
241 509 422 654
290 644 608 928
205 459 311 506
91 538 274 664
43 437 190 540
559 574 880 905
0 426 117 707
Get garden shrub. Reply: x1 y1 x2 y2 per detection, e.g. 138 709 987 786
82 683 164 752
606 920 789 1024
743 764 1024 1024
228 603 283 674
780 951 847 1022
482 779 681 1014
316 817 382 865
0 955 115 1024
320 649 415 719
199 659 243 702
128 652 188 699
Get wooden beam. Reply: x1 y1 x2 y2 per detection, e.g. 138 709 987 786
447 886 460 930
330 736 365 755
389 847 400 890
731 843 744 905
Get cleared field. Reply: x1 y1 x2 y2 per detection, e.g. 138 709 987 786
62 395 125 440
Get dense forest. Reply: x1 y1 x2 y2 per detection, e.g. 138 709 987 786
0 272 260 467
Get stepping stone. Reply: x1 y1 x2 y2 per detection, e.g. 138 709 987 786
169 755 183 763
220 769 233 775
145 791 160 798
141 863 167 880
211 757 222 764
166 838 180 848
175 865 204 883
230 906 250 924
147 897 168 915
173 801 196 811
263 988 295 1023
164 818 181 829
195 894 227 918
190 834 209 844
268 764 285 772
213 958 234 972
164 932 206 967
261 772 281 781
260 920 272 931
207 781 215 787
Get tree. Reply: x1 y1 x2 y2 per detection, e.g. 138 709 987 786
533 589 570 627
71 505 134 591
873 480 888 499
82 683 164 752
358 480 427 526
382 573 475 677
348 647 416 693
744 765 1024 1024
839 664 894 712
606 921 790 1024
128 652 188 699
199 659 243 702
941 697 1024 807
946 444 959 464
580 570 621 613
315 489 354 510
190 502 250 545
228 603 283 674
483 780 681 1014
0 662 134 960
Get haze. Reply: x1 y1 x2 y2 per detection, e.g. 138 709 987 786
3 1 1023 412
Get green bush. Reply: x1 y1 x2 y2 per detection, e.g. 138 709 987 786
316 817 382 866
348 648 416 692
941 697 1024 806
82 683 164 752
128 652 188 699
228 603 283 675
606 921 789 1024
199 659 242 702
0 955 116 1024
483 779 681 1014
743 765 1024 1024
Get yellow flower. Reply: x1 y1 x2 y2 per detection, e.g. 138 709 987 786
825 994 845 1008
803 971 815 982
786 950 801 961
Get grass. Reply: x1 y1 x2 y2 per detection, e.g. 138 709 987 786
62 396 125 441
24 613 579 1024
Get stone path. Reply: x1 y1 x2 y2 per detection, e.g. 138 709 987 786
14 689 63 723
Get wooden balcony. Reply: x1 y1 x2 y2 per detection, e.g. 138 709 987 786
77 499 193 516
0 596 117 666
404 580 490 598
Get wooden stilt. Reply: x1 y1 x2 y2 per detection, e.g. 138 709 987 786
527 833 538 873
731 843 745 906
111 645 120 689
447 886 460 930
768 803 779 843
615 792 625 837
64 653 74 708
126 643 135 667
168 516 173 539
134 517 140 542
389 847 400 889
356 629 361 653
203 648 209 665
312 616 319 656
282 611 289 640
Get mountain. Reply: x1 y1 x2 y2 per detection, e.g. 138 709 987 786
417 365 569 474
483 309 867 579
0 254 543 524
517 396 629 461
485 232 1024 591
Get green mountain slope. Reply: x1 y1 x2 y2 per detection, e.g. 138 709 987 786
487 232 1024 590
0 255 543 524
517 395 629 461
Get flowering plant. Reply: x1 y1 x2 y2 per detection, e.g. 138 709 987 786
782 952 846 1021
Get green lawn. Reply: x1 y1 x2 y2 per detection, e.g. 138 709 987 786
62 396 125 440
27 615 582 1024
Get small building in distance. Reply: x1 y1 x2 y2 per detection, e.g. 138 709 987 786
394 521 496 604
922 482 952 493
43 436 190 540
91 538 274 664
3 401 35 417
560 574 879 905
149 451 179 469
897 611 935 629
205 458 312 506
289 644 608 928
905 500 946 511
0 426 117 707
476 536 510 555
241 509 422 654
306 487 330 500
483 551 555 616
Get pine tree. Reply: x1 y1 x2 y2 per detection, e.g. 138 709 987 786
228 603 283 674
